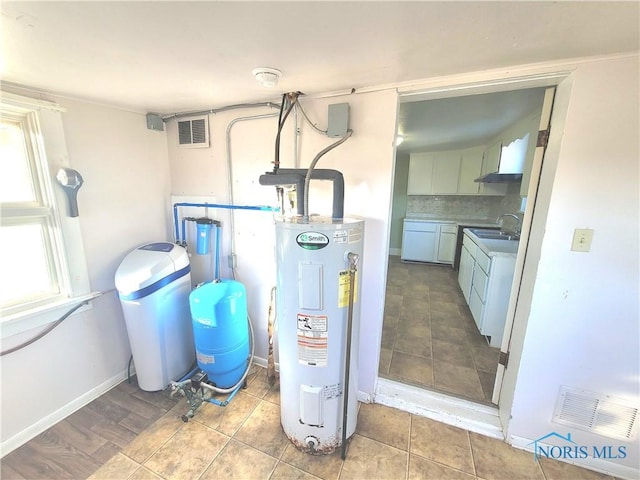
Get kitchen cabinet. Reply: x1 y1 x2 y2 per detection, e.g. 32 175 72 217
408 146 507 196
458 243 474 303
436 224 457 263
407 153 435 195
479 141 508 196
408 151 460 195
457 147 483 194
401 220 438 262
432 152 461 194
401 219 457 265
457 230 516 347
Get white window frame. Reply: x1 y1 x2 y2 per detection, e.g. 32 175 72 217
0 91 97 337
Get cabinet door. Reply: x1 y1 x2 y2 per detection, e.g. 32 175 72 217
437 227 457 264
457 245 474 302
458 148 483 194
479 141 507 196
432 152 461 194
407 153 435 195
401 230 437 262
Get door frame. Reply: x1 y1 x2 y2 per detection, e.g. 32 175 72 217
376 70 571 438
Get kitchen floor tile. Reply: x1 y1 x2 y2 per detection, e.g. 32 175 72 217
382 257 500 404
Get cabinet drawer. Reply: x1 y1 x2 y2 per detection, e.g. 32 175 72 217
440 224 457 234
469 287 484 331
475 249 491 274
472 263 488 302
403 221 438 233
462 234 477 258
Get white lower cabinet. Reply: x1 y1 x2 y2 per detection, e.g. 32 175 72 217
457 231 516 347
401 220 438 262
436 224 457 263
402 220 457 264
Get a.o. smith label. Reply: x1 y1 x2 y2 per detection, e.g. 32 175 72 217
296 232 329 250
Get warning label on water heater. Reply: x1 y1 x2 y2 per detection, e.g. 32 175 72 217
338 270 358 308
297 313 328 367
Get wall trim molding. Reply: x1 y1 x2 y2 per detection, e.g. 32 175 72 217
375 377 503 439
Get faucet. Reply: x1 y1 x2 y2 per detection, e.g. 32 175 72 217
497 213 522 235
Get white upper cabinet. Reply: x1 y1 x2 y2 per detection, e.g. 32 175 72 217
479 140 508 196
457 147 483 194
407 153 435 195
432 151 461 194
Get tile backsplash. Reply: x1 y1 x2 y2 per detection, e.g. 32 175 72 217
406 193 523 221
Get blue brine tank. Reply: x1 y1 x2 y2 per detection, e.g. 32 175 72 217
189 280 250 388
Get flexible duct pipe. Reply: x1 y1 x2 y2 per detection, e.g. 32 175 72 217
303 130 352 221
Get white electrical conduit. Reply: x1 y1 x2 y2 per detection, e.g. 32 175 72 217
303 130 353 221
295 102 328 135
225 112 280 267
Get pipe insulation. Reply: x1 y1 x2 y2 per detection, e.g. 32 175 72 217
258 169 345 220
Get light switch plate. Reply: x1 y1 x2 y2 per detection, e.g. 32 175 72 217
571 228 594 252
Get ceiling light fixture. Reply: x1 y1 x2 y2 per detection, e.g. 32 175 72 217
252 67 282 88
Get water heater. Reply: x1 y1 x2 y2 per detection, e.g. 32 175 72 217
275 216 364 455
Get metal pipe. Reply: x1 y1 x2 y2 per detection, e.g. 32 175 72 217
161 102 280 121
341 251 360 460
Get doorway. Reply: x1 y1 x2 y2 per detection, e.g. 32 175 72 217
379 85 553 406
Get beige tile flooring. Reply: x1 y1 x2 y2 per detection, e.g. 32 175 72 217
379 256 501 404
84 367 610 480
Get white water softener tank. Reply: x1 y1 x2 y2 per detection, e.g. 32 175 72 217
276 216 364 454
115 242 195 391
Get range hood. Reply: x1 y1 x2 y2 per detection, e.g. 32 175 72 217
475 172 522 183
475 133 529 184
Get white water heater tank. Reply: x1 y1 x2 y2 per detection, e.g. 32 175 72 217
275 216 364 454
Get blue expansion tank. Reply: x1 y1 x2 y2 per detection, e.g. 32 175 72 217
189 280 250 388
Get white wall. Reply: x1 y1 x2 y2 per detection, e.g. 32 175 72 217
504 55 639 473
167 90 398 397
389 153 409 252
0 95 171 453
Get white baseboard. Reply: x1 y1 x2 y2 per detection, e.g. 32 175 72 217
375 377 503 439
509 435 639 480
389 248 401 256
0 369 130 457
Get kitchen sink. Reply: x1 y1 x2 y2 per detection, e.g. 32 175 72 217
469 228 520 241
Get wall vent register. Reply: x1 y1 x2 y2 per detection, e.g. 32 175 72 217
178 116 209 148
553 386 638 441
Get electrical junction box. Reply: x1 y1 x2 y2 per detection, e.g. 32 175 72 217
146 113 164 131
327 103 350 137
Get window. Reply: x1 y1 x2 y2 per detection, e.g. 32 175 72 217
0 92 93 331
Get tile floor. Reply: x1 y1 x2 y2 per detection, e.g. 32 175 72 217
379 256 501 404
2 366 615 480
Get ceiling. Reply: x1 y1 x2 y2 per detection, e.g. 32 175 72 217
1 2 638 116
396 87 547 153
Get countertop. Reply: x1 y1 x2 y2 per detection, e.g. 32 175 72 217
464 228 519 257
404 216 499 228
